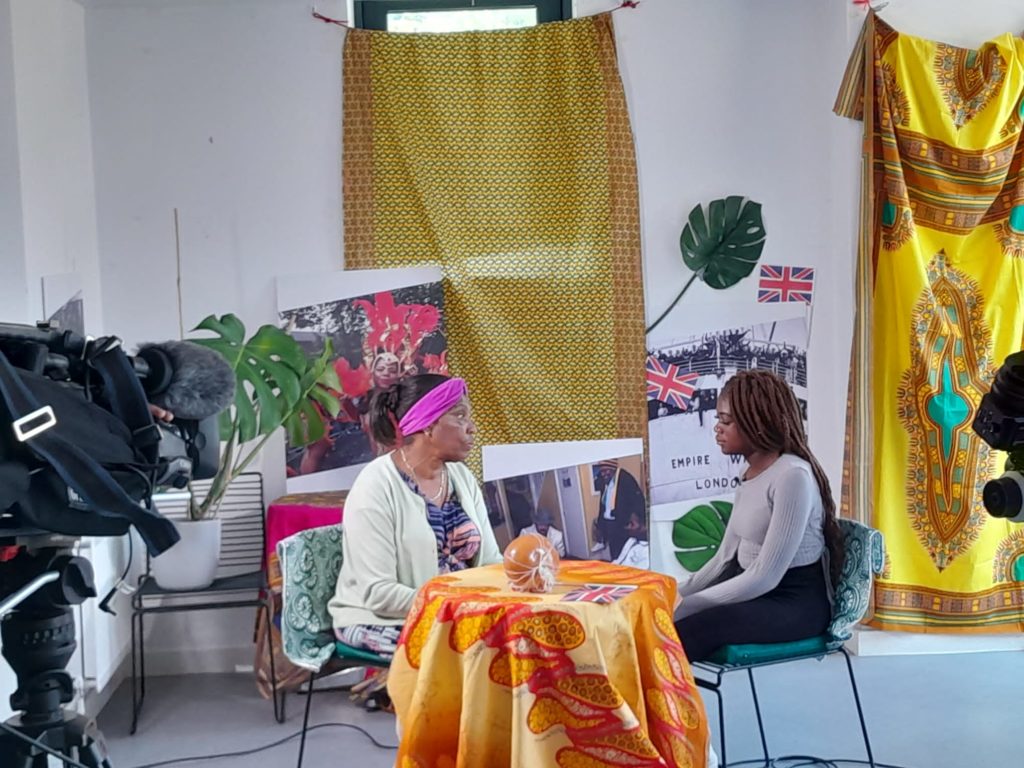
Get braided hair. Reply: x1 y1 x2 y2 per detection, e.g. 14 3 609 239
720 369 844 587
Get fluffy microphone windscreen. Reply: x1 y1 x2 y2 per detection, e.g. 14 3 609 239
139 341 236 421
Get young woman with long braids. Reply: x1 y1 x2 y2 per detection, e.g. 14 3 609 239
674 369 844 661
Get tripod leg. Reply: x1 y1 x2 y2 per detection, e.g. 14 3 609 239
0 726 84 768
76 742 113 768
57 714 114 768
0 730 39 768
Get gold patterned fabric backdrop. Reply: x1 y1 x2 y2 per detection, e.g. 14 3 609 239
837 13 1024 632
342 14 644 468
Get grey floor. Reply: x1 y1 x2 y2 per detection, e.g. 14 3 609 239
98 651 1023 768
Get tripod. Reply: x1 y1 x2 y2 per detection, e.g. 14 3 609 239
0 545 113 767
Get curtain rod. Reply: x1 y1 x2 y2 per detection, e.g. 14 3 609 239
312 1 641 29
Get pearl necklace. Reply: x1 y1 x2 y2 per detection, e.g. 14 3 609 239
400 449 448 503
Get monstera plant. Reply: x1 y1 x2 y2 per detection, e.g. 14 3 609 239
188 314 340 520
672 500 733 572
646 196 767 334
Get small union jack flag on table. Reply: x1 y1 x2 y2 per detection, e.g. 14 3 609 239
561 584 638 604
757 265 815 304
646 356 699 410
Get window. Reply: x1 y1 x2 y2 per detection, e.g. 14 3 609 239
354 1 573 33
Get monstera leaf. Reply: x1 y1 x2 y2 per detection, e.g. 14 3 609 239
680 196 766 289
188 313 341 518
192 315 305 442
646 196 766 334
672 500 733 572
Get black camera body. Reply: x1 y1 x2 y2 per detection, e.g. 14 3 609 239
0 321 232 766
0 322 225 547
972 350 1024 522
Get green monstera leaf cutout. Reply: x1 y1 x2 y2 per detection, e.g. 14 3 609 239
646 196 766 334
672 500 733 572
680 196 765 289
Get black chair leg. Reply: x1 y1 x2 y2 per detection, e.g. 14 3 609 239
261 601 285 724
746 667 770 766
695 675 727 768
129 608 147 736
139 609 147 701
129 608 139 735
841 648 876 768
703 685 725 768
297 671 316 768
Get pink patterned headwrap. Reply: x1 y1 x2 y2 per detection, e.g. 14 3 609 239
398 377 468 436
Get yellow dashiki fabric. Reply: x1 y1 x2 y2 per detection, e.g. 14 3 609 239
837 13 1024 632
388 562 709 768
342 14 644 469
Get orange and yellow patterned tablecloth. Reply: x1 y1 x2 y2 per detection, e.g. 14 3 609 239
388 562 709 768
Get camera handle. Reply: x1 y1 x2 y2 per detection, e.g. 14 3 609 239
0 570 59 619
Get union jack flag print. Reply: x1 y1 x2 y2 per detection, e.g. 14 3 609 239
561 584 638 604
646 356 698 410
757 265 815 304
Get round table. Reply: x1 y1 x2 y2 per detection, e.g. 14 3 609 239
388 561 709 767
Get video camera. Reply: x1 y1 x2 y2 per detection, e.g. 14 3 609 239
0 320 234 767
972 350 1024 523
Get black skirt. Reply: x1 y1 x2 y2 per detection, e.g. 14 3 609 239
673 561 831 662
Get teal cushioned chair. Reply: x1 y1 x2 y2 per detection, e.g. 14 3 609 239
278 524 390 768
689 519 884 768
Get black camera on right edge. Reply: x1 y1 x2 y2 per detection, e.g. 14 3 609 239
972 350 1024 523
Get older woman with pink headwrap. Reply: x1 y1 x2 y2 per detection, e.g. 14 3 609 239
328 374 503 658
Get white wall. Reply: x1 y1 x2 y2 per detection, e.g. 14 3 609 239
87 0 348 349
0 0 27 326
0 0 106 720
591 0 859 497
0 0 26 722
70 0 1024 675
85 0 350 673
10 0 102 327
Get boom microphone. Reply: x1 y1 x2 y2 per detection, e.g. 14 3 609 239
137 341 236 421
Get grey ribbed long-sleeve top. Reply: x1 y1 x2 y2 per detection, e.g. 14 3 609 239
676 454 825 618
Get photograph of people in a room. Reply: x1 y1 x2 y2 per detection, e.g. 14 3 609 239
483 453 649 569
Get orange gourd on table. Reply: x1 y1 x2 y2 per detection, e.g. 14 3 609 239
503 532 560 593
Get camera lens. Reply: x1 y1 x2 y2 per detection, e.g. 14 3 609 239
990 351 1024 404
974 351 1024 451
982 472 1024 521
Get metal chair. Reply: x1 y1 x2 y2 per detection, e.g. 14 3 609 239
690 519 884 768
129 472 283 734
277 523 390 768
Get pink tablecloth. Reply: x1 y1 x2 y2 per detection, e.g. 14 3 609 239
255 490 347 698
265 490 348 563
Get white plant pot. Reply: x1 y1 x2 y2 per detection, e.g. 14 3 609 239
151 518 222 591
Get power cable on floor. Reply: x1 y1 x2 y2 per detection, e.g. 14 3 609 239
127 721 398 768
120 714 919 768
125 731 916 768
726 758 913 768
